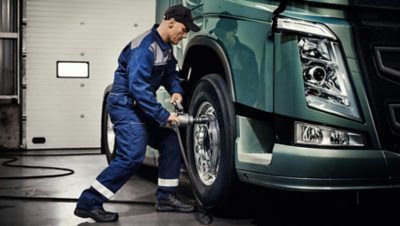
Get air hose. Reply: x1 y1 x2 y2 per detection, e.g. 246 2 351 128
0 145 112 180
0 151 86 180
171 101 213 225
172 124 213 225
0 156 74 179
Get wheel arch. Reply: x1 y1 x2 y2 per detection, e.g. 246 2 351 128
182 36 236 102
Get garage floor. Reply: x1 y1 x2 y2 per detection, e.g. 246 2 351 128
0 149 399 226
0 149 254 226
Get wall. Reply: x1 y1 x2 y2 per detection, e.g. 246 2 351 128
25 0 155 149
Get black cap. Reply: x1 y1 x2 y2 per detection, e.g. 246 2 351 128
164 4 200 32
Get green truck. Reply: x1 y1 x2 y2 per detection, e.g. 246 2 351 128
101 0 400 212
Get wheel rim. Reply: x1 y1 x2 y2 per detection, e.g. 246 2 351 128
107 113 115 154
193 101 220 186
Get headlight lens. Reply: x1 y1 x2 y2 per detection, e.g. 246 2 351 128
298 37 361 121
295 122 365 147
277 17 361 121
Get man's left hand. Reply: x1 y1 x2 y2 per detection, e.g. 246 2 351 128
170 93 183 105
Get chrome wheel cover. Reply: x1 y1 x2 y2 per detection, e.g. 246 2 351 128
193 102 220 186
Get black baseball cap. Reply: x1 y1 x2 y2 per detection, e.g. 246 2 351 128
164 4 200 32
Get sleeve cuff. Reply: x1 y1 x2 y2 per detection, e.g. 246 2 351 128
156 108 170 126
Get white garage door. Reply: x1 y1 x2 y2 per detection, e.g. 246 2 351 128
26 0 155 149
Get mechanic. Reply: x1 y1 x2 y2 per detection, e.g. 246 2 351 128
74 4 200 223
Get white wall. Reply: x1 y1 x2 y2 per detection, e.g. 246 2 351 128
26 0 155 149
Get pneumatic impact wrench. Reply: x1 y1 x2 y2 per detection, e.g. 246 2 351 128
173 102 209 127
170 101 213 225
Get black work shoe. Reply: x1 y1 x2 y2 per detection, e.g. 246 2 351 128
74 207 119 222
155 194 195 213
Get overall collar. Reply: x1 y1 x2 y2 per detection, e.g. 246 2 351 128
152 24 170 51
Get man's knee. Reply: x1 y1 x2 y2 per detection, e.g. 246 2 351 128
112 154 144 170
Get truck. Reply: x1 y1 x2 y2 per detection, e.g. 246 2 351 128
101 0 400 213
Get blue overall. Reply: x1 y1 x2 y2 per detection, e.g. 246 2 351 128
77 25 184 210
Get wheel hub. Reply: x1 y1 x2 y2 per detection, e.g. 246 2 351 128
193 102 220 186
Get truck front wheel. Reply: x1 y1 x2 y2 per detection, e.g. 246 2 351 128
186 74 237 213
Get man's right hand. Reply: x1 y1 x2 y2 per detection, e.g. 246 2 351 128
167 112 180 127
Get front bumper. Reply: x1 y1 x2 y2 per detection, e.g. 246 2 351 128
237 144 400 191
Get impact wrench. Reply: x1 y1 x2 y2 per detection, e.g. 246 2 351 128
170 101 213 225
173 102 210 126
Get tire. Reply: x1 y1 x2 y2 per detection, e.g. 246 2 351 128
101 94 116 163
186 74 237 213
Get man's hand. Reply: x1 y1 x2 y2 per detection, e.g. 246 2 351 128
166 112 180 127
170 93 183 105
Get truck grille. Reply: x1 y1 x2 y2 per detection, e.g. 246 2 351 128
348 1 400 153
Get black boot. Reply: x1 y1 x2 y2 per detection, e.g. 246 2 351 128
155 193 195 213
74 207 119 222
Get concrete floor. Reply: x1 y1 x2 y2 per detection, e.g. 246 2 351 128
0 149 253 226
0 149 399 226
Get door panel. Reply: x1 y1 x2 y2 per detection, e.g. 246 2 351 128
26 0 156 149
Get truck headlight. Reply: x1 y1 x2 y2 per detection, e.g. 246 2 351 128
298 37 361 121
295 122 365 147
277 18 361 121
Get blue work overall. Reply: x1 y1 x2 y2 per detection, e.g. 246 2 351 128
77 25 184 210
